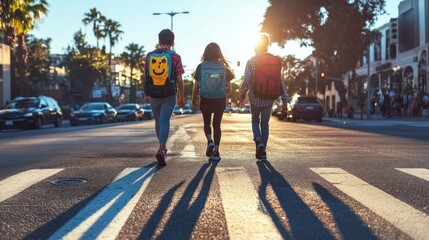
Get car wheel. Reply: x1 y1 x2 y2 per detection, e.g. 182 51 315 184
316 118 322 122
54 116 62 127
100 116 107 124
34 117 43 129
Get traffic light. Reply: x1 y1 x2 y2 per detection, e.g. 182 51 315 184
320 72 325 78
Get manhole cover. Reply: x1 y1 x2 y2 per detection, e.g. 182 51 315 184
50 178 87 186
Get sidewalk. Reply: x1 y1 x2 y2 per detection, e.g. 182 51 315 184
324 112 429 122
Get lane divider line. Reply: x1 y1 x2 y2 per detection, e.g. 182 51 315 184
49 166 156 240
311 168 429 240
0 169 64 203
395 168 429 182
216 167 282 240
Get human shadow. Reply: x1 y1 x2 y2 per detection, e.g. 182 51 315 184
312 183 377 239
139 161 218 240
27 162 158 239
257 160 334 240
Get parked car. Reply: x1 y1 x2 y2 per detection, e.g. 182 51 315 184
173 105 183 115
115 103 143 121
240 104 251 114
142 103 153 119
0 96 62 130
69 102 117 126
279 95 323 122
182 105 194 114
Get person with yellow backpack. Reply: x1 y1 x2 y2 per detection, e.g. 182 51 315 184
144 29 185 166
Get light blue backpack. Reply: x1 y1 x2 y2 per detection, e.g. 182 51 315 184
199 61 227 99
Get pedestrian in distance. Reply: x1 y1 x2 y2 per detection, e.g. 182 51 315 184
143 29 185 166
239 33 288 161
192 42 235 161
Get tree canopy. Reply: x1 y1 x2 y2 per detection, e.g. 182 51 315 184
262 0 386 77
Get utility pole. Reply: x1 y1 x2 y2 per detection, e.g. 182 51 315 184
367 45 372 120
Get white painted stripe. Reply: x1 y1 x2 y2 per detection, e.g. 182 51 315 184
311 168 429 240
216 167 282 240
395 168 429 182
0 169 64 203
49 166 156 240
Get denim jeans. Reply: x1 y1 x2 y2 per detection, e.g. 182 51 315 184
250 105 272 146
150 95 176 144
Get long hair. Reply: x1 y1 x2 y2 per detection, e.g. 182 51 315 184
201 42 231 69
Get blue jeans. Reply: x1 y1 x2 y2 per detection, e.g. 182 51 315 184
150 95 176 144
250 105 272 146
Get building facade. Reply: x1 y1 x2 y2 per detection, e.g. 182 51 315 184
0 44 11 107
354 0 428 104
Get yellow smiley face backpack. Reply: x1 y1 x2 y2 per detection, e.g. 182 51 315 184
145 50 176 98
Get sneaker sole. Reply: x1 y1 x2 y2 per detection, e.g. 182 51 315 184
156 154 167 166
256 146 265 159
206 145 215 157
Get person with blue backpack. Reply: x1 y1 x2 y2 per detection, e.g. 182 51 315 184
239 33 288 161
192 42 235 161
144 29 185 166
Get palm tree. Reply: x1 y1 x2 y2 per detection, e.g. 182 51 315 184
103 19 123 101
0 0 49 97
121 43 146 102
82 8 105 49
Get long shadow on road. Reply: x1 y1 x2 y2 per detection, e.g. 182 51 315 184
139 161 218 240
313 183 377 239
257 160 334 240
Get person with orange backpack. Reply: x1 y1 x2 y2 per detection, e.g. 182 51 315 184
192 42 235 161
239 33 288 161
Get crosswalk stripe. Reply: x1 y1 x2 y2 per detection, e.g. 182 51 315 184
49 166 157 240
395 168 429 182
311 168 429 240
216 167 282 240
0 169 64 203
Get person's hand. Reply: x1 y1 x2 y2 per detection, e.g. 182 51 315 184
144 95 150 103
192 98 199 108
238 98 245 106
177 96 185 108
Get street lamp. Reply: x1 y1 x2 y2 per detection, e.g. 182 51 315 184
153 11 190 31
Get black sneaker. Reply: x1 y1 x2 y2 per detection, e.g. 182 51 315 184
206 140 215 157
209 151 221 161
156 149 167 166
255 142 265 159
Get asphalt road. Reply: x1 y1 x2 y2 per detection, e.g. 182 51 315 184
0 114 428 240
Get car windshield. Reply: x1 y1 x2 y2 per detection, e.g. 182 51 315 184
9 99 39 109
298 97 319 103
81 103 105 111
118 104 136 110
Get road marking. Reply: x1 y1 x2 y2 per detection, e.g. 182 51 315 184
311 168 429 240
216 167 282 240
49 166 156 240
0 169 64 203
395 168 429 182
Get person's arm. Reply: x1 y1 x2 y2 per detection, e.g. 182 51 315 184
176 74 185 108
226 67 234 95
192 80 199 107
239 59 253 102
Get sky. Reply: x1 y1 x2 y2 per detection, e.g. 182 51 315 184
31 0 402 79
